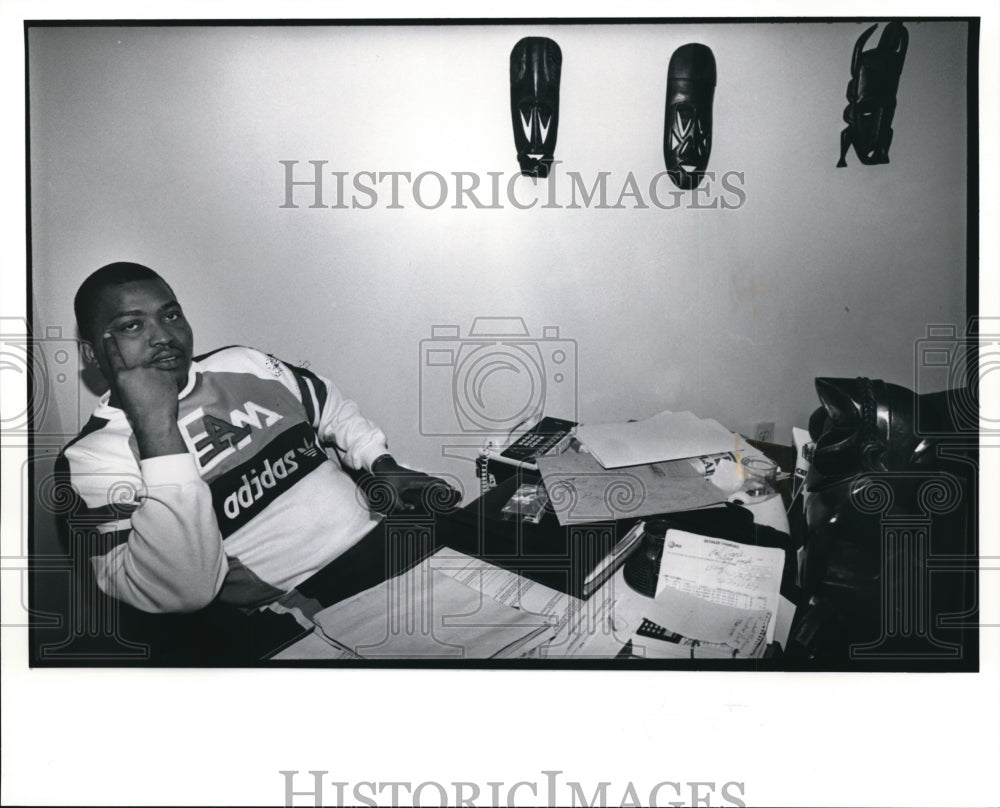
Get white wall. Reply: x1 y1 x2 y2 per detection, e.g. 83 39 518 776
28 21 969 498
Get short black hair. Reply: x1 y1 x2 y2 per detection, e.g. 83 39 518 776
74 262 172 341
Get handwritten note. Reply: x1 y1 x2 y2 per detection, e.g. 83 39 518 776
632 586 771 658
656 530 785 645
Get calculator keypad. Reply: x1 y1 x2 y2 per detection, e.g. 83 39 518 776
636 617 683 644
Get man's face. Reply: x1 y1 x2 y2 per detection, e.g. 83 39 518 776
84 279 194 392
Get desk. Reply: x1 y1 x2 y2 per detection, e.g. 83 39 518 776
273 473 800 662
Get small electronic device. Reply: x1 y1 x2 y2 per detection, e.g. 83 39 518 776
478 415 576 493
498 416 577 466
636 617 684 644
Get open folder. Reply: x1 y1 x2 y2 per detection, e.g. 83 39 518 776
575 410 737 469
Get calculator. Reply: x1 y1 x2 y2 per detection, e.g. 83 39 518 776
635 617 684 644
499 416 577 464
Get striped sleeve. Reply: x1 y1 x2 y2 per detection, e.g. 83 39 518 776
54 450 116 560
286 362 329 427
61 443 229 614
279 358 389 472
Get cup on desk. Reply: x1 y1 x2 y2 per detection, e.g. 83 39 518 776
741 456 777 497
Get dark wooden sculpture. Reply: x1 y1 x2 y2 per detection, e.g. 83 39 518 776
837 23 909 167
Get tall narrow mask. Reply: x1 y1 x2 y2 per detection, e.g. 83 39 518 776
663 43 716 190
837 22 909 167
510 37 562 178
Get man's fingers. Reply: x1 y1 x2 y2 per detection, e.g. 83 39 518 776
102 332 128 372
399 477 461 513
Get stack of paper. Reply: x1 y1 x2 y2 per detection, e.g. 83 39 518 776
536 409 773 525
535 440 734 525
438 554 630 659
624 528 785 657
313 553 551 659
575 410 737 469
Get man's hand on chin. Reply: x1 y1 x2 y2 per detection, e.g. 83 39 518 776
103 333 187 459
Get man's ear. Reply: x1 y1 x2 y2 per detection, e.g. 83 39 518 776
81 340 97 366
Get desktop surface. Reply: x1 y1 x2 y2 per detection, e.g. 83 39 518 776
272 472 800 663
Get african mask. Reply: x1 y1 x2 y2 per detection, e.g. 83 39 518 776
510 37 562 178
837 23 909 167
663 43 716 190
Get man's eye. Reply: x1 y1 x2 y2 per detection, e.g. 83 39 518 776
164 311 182 323
119 321 141 333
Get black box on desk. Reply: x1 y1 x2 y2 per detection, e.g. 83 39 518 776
436 472 638 599
436 472 802 604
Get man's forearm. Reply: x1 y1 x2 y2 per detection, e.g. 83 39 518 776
93 454 228 613
132 418 188 459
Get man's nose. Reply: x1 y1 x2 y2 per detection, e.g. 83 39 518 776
147 321 173 345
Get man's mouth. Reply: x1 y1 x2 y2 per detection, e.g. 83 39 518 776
149 353 185 369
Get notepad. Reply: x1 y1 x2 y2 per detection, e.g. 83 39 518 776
575 410 737 469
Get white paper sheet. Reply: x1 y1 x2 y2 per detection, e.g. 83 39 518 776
535 441 732 525
773 594 796 650
436 554 630 658
270 628 361 660
635 586 770 657
313 555 549 659
575 409 738 468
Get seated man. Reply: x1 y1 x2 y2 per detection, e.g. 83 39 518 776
57 261 458 626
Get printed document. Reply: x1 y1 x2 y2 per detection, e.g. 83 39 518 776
656 529 785 645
